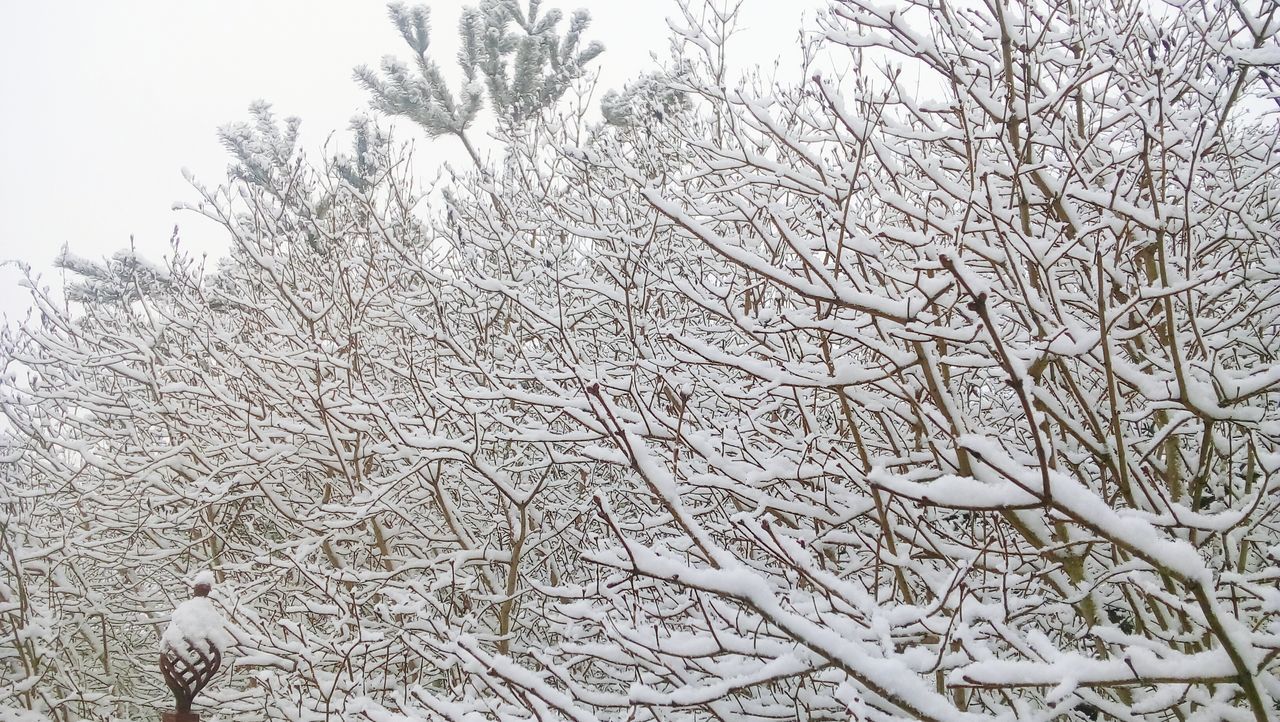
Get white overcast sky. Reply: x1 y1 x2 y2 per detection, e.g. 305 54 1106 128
0 0 822 322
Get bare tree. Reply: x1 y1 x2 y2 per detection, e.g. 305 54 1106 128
2 0 1277 720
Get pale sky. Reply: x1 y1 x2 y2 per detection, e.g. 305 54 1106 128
0 0 821 322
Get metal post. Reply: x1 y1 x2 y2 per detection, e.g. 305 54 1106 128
159 579 222 722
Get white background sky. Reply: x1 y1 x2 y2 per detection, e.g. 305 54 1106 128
0 0 822 322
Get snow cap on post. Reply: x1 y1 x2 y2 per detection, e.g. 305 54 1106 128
191 570 214 597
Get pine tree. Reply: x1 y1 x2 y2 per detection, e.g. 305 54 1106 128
355 1 603 165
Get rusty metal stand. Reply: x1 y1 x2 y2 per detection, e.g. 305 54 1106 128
159 580 222 722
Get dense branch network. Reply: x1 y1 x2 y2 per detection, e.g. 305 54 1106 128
2 0 1278 720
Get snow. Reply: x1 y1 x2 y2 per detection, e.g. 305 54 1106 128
162 593 231 659
5 0 1280 719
